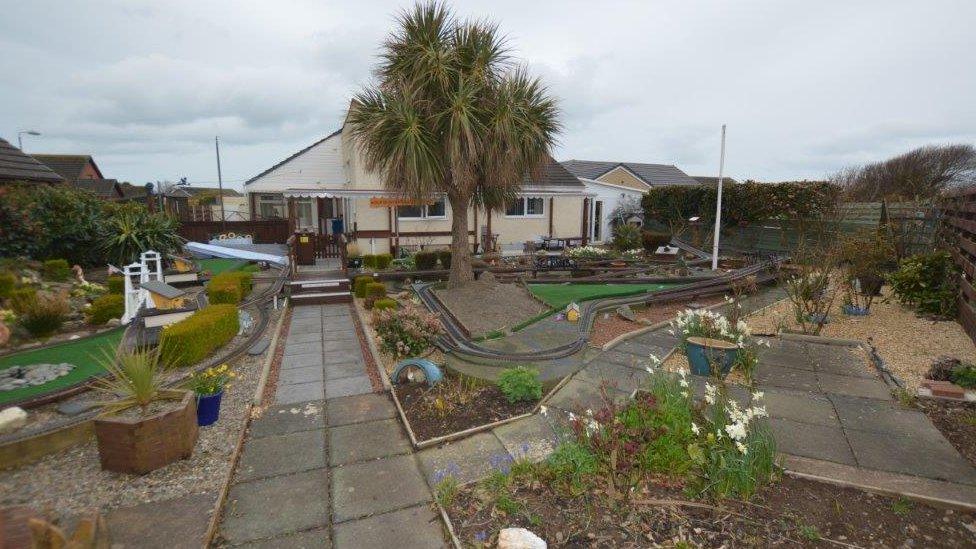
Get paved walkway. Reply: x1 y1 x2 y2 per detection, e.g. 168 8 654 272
217 304 445 548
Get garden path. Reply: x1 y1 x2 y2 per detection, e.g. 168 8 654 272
217 303 446 548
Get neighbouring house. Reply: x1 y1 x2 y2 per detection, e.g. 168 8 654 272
693 175 739 187
165 186 249 221
32 152 144 201
562 160 700 244
244 107 592 255
0 138 65 184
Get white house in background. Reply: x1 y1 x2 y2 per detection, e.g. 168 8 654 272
562 160 700 243
244 104 593 255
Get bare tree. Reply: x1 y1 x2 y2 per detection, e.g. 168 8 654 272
836 144 976 201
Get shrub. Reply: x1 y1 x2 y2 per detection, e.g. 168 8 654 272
100 202 183 265
106 275 125 294
375 253 393 270
42 259 71 281
414 251 439 270
353 275 374 298
496 367 543 404
437 250 452 269
363 254 377 269
207 271 253 304
565 246 614 260
364 282 387 308
373 298 398 311
611 224 642 251
950 363 976 389
9 287 38 314
0 183 106 265
19 291 69 337
372 306 442 358
159 305 239 367
641 230 671 251
888 251 959 318
87 293 125 325
0 272 15 299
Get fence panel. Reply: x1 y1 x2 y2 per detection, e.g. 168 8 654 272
177 220 290 244
941 188 976 343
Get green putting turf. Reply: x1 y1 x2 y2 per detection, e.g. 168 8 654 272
197 258 250 275
0 328 124 405
527 283 677 310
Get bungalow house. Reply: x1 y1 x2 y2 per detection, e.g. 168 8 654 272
32 153 141 201
561 160 699 244
0 138 65 184
245 107 592 255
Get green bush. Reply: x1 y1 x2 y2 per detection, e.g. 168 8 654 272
42 259 71 281
106 275 125 294
9 287 38 314
414 251 439 270
363 254 378 269
0 272 15 299
87 293 125 325
611 224 642 251
364 282 387 308
159 304 239 367
888 251 959 318
207 271 253 304
437 250 452 269
950 364 976 389
353 275 375 298
19 292 69 337
375 253 393 270
0 184 107 265
641 230 671 251
373 298 398 311
496 367 542 404
100 202 183 265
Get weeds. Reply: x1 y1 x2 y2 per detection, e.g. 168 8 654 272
434 476 459 508
891 497 913 516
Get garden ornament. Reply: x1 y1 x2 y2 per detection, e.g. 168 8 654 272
72 264 87 285
565 302 580 323
391 358 444 387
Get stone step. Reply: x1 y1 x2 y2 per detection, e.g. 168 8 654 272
289 279 351 294
290 291 353 305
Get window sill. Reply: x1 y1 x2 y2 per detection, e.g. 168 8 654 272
503 214 546 219
397 217 447 222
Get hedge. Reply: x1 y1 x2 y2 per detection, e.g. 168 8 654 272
364 282 387 308
363 255 377 269
373 298 398 311
207 271 253 304
437 250 452 269
0 272 15 299
375 253 393 270
159 304 239 367
42 259 71 281
353 275 374 298
106 275 125 294
415 251 438 270
87 293 124 325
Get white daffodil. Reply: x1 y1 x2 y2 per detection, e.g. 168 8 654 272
691 422 701 435
736 441 748 454
539 405 548 416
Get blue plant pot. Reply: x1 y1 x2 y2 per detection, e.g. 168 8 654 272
842 304 870 316
685 340 738 378
807 313 829 324
196 390 223 426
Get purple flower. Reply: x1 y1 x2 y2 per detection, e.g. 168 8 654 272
474 531 488 542
488 452 513 474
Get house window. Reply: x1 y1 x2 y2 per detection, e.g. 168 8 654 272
397 197 447 220
506 196 545 217
256 194 285 219
295 198 313 229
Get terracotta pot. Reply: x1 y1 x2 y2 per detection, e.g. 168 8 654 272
94 391 198 474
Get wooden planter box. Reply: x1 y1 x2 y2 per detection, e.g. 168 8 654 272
94 391 199 474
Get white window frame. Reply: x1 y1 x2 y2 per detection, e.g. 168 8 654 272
397 197 447 221
256 193 285 219
505 196 546 218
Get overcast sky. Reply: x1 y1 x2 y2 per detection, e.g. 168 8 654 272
2 0 974 189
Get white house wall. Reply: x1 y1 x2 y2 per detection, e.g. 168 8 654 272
582 179 644 244
246 132 346 192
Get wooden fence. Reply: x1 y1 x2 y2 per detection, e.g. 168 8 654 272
177 219 290 244
941 189 976 343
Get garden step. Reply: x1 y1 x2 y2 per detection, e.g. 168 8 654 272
289 279 351 293
290 291 353 305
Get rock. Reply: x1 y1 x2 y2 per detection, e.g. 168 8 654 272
498 528 546 549
0 406 28 434
616 305 637 322
105 318 122 327
58 399 100 416
0 363 75 392
0 321 9 347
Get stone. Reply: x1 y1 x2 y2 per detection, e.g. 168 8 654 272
0 363 75 392
57 399 99 416
498 527 547 549
616 305 637 322
0 406 28 434
105 318 121 327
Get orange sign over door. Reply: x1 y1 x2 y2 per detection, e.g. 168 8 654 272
368 197 434 208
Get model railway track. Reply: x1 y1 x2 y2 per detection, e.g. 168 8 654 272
415 258 784 363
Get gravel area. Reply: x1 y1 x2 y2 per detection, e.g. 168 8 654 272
746 287 976 391
0 307 281 522
434 278 546 336
589 296 725 347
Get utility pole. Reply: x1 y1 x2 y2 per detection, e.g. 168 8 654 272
711 124 727 271
215 136 227 231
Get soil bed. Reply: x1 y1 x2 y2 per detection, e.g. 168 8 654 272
589 296 725 347
434 278 546 336
916 398 976 468
395 381 535 441
446 473 976 547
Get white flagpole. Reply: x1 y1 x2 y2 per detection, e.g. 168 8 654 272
711 124 727 270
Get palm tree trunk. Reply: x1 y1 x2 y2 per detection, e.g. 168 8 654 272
447 194 475 288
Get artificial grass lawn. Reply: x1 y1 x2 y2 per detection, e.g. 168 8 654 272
197 258 251 275
527 283 677 310
0 328 124 405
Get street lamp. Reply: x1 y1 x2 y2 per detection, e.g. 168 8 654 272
17 130 41 150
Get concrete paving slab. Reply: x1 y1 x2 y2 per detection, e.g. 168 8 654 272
829 393 936 435
575 360 650 394
817 372 891 400
769 417 856 466
289 323 324 336
332 504 446 549
321 305 351 317
755 364 821 392
492 414 560 462
323 339 363 353
286 332 324 345
282 354 323 370
320 329 358 341
325 375 373 400
763 388 839 427
599 350 646 368
417 431 511 486
614 339 667 361
629 332 679 348
237 429 327 482
322 321 356 333
329 418 411 466
760 352 817 372
324 359 369 381
845 428 976 485
221 469 329 544
106 493 213 549
279 365 325 386
249 401 325 439
320 350 365 366
291 308 322 319
326 393 397 427
331 454 431 523
284 342 324 357
547 378 627 412
233 528 330 548
277 380 325 405
289 318 323 330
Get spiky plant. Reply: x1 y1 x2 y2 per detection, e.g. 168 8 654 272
93 347 181 416
348 1 560 287
100 203 183 266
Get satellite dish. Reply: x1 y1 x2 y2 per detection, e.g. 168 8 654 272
144 182 155 194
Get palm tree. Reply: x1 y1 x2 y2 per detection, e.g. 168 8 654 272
348 2 560 287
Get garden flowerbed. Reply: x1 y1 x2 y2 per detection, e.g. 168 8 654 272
588 296 725 347
916 398 976 468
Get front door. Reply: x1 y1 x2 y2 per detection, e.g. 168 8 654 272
593 200 604 242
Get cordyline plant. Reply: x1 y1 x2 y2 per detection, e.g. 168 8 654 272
347 1 560 288
93 347 182 417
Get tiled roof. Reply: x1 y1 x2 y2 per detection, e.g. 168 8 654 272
693 176 738 187
184 186 242 197
31 154 102 181
73 178 121 198
562 159 699 187
525 155 584 187
0 138 65 184
141 280 186 299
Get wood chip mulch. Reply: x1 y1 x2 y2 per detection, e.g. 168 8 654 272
589 296 726 347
